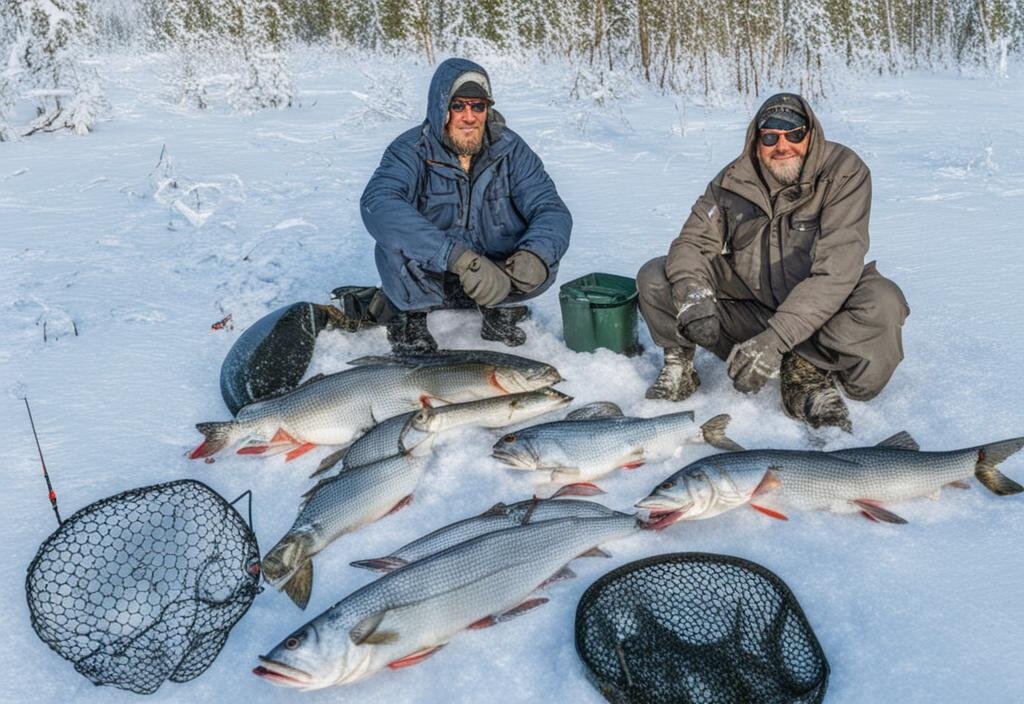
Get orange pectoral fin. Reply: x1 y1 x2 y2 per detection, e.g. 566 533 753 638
750 503 789 521
284 443 317 462
620 460 645 470
387 644 446 670
752 468 782 497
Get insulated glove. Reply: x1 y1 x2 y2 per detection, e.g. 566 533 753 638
504 250 548 293
674 286 720 347
452 250 512 307
727 327 787 394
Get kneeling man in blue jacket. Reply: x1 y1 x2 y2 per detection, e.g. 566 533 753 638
360 58 573 353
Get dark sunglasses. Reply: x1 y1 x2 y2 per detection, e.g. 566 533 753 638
759 126 808 146
449 100 487 113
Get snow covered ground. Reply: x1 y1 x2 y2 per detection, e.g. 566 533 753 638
3 51 1023 703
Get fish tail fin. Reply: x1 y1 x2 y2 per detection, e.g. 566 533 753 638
262 533 314 609
975 437 1024 496
700 414 745 452
189 421 238 459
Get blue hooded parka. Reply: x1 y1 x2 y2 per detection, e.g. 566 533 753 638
360 58 573 311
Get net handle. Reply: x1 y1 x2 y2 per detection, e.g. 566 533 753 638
228 490 254 531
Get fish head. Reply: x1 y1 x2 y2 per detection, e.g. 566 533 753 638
399 409 437 452
492 362 562 394
491 430 543 469
503 388 573 422
256 609 378 689
636 460 763 528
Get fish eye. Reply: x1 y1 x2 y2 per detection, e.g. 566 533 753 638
502 434 516 443
285 632 304 650
659 481 675 490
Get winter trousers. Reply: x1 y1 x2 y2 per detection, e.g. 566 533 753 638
379 270 557 321
637 256 910 401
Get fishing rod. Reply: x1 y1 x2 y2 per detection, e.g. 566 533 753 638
22 397 62 526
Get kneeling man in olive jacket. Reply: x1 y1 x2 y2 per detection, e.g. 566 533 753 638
638 93 909 431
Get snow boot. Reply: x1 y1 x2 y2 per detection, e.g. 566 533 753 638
480 306 529 347
386 311 438 355
780 352 852 432
645 346 700 402
329 285 385 331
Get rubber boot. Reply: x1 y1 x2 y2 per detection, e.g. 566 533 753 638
480 306 528 347
780 352 852 432
386 311 438 355
645 346 700 402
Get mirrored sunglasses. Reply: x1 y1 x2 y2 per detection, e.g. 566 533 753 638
759 126 808 146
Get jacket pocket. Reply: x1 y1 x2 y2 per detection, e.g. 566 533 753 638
787 216 819 253
782 215 819 286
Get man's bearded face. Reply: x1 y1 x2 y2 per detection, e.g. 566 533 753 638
445 99 487 156
757 127 810 185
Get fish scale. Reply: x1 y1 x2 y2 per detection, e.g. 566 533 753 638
261 454 428 608
492 410 726 482
312 389 571 478
354 498 626 570
192 360 550 458
637 434 1024 525
257 515 640 689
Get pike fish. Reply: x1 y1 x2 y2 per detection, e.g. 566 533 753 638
348 349 561 387
311 388 573 477
636 431 1024 528
261 453 428 609
350 484 620 573
491 402 742 483
190 360 554 460
254 515 641 689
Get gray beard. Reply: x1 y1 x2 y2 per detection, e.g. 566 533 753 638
760 153 804 186
450 131 483 156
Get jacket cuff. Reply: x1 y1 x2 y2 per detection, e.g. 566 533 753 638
765 319 795 352
447 242 470 272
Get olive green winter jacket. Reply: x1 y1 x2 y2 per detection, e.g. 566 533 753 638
665 97 871 350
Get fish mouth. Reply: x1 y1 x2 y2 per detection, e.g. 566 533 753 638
638 509 684 531
634 495 690 531
254 657 313 687
491 446 538 470
634 495 682 512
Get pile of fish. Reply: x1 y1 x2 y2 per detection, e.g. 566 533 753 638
255 513 644 689
185 343 1024 692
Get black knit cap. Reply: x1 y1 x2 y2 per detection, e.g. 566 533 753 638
452 81 490 101
756 93 807 131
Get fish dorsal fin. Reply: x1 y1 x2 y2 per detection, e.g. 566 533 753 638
565 402 624 421
350 610 394 645
479 502 509 517
348 355 421 369
875 431 920 451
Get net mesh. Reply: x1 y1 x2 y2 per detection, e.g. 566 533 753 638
575 553 829 704
25 480 261 695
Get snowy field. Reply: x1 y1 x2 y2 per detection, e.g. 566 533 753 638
3 51 1023 703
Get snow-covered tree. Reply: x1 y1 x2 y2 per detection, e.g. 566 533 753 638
159 0 292 111
1 0 106 138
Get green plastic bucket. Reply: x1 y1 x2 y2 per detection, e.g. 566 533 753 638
559 273 642 356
